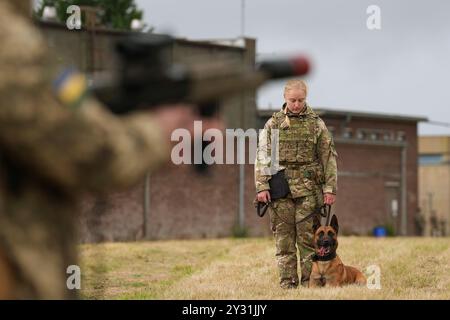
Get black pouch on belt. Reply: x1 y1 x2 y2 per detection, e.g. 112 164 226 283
256 170 290 217
268 170 290 200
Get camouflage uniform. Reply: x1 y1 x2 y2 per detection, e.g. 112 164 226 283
0 2 169 299
255 104 337 288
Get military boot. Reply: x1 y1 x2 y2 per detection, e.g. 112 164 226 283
280 279 298 289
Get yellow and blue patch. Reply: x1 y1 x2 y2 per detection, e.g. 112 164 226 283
53 68 88 109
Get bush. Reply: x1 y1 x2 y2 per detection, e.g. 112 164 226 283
232 224 248 238
383 223 396 236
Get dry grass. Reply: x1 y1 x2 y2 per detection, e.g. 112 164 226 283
79 237 450 300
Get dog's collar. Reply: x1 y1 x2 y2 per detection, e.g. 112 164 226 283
313 251 337 262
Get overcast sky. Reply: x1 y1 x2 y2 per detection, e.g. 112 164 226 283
135 0 450 135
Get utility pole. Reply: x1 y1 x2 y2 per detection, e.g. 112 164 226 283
241 0 246 37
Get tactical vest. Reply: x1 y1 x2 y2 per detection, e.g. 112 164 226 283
271 110 324 198
271 110 319 164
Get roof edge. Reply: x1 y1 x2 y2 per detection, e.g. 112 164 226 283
258 107 428 122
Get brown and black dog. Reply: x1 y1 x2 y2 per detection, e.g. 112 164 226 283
309 214 366 288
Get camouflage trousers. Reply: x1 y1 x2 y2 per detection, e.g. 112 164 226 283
269 193 322 288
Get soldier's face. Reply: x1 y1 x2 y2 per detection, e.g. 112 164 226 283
284 88 306 114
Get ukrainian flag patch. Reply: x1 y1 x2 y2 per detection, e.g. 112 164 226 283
53 68 88 108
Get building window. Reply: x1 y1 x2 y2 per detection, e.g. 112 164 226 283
383 131 394 141
356 130 366 140
397 131 406 141
419 154 444 165
355 128 401 142
342 128 353 139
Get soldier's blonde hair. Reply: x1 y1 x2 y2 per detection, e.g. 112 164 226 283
281 80 308 128
284 79 308 97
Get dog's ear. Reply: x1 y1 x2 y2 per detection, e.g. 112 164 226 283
313 214 321 234
330 215 339 234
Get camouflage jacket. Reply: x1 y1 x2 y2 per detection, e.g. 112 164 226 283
255 104 337 198
0 1 169 299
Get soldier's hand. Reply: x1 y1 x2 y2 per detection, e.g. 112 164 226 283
257 190 271 204
151 104 196 141
324 193 336 205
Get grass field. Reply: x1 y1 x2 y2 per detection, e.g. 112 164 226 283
79 237 450 300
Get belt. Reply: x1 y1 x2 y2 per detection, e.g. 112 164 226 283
283 163 321 179
280 162 320 171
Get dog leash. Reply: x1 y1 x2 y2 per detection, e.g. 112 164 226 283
324 204 332 226
269 203 329 226
256 201 270 217
256 197 332 226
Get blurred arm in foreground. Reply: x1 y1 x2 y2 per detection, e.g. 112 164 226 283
0 1 198 299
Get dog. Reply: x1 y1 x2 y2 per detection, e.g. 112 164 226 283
309 214 366 288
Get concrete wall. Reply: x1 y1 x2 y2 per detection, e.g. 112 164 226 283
419 136 450 156
38 21 257 129
418 136 450 236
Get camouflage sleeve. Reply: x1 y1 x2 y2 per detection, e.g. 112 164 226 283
254 118 275 193
316 118 338 194
0 10 168 192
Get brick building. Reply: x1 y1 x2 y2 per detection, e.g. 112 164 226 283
258 108 427 235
